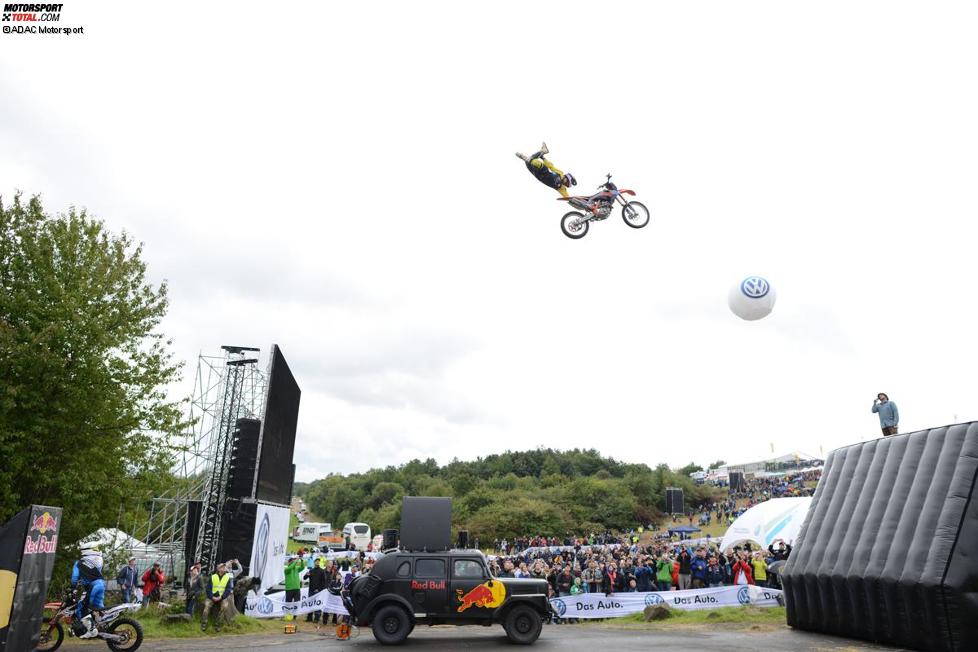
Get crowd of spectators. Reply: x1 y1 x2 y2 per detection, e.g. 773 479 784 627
487 532 793 623
674 469 822 530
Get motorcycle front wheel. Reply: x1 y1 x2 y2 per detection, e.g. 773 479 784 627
621 201 650 228
561 212 589 239
35 619 64 651
105 618 143 652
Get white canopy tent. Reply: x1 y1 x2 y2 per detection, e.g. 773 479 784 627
719 497 813 552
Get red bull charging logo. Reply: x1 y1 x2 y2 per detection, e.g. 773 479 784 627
456 580 506 612
31 511 58 534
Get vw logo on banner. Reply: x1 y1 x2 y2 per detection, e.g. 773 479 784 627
256 597 274 615
740 276 770 299
552 599 566 617
254 513 270 582
737 586 751 605
645 593 664 607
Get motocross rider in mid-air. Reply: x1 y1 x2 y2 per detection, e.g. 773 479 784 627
71 542 106 639
516 142 577 198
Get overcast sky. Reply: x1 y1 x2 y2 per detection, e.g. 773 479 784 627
3 1 976 482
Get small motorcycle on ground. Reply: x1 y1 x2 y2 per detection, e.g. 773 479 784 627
557 173 650 239
36 588 143 651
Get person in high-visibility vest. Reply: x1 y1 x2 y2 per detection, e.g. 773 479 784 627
201 562 234 632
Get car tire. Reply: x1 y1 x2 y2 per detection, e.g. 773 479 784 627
371 604 411 645
504 605 542 645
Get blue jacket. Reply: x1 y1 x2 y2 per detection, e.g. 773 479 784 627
872 401 899 427
706 564 722 585
116 565 137 589
690 557 708 581
633 565 653 592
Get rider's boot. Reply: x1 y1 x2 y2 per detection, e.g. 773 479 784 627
515 152 528 161
79 614 99 639
540 142 549 155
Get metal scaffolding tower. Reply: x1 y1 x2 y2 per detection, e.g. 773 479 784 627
193 347 260 572
121 346 266 582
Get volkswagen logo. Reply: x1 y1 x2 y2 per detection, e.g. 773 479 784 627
552 599 566 617
256 597 274 615
645 593 664 607
737 586 751 605
740 276 770 299
254 513 270 583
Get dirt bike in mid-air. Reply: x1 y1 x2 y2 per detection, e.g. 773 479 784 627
557 174 650 239
36 587 143 651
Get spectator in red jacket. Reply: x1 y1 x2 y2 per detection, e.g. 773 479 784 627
731 552 754 586
141 563 166 608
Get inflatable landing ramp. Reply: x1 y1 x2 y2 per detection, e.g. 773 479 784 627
782 422 978 651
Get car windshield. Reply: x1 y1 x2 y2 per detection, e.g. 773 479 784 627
354 525 368 534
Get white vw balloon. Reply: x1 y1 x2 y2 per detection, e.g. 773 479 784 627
728 276 776 321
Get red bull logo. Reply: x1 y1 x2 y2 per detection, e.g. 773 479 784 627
456 580 506 612
30 511 58 535
24 510 59 555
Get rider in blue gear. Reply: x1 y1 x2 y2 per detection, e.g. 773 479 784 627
71 543 106 638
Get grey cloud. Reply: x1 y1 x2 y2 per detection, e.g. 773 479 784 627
292 327 492 425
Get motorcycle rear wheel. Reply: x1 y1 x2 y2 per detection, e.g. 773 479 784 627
621 201 650 228
561 212 589 239
35 619 64 651
105 617 143 652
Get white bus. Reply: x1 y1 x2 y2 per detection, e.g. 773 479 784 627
343 522 371 550
295 522 332 543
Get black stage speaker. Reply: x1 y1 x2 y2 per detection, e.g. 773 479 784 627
256 345 300 505
728 471 745 494
217 500 257 572
227 418 261 500
401 497 451 552
382 529 398 551
665 487 685 514
782 422 978 652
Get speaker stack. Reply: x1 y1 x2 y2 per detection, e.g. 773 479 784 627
665 487 685 514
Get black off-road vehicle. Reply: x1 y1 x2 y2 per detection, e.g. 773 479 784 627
344 549 553 645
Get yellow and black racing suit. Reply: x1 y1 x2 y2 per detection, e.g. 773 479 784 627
525 151 570 197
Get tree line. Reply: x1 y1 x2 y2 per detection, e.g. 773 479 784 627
301 449 721 540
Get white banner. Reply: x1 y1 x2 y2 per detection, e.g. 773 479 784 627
245 587 349 618
550 586 783 619
249 504 290 595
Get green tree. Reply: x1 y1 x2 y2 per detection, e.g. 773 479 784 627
0 194 185 580
707 459 726 470
677 462 703 477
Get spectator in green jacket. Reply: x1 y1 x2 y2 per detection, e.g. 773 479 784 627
655 555 673 591
283 554 304 621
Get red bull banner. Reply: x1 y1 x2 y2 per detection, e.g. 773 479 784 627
0 505 62 651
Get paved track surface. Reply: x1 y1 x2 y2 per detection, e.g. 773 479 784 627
117 624 906 651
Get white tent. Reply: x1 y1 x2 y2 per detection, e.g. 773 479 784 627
83 528 152 552
719 497 813 552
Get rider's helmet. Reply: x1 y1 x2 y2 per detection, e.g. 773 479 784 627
79 541 99 552
562 173 577 187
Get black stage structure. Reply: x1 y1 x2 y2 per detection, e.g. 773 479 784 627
187 345 301 576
